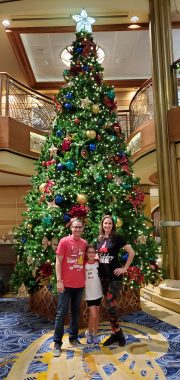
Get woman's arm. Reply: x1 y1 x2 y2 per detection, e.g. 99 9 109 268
113 244 135 276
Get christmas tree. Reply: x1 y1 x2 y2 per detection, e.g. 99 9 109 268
11 10 162 294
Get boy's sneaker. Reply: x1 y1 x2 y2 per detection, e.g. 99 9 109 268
93 335 99 345
69 339 84 348
53 343 61 357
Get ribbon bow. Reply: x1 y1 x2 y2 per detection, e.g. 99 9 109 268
42 237 58 252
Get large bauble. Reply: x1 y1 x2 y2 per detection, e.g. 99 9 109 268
39 183 46 193
77 194 87 204
86 130 96 139
92 104 100 114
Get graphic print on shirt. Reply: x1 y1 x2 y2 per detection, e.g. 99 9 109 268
98 241 113 264
67 245 84 271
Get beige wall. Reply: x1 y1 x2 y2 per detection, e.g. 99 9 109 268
0 185 31 241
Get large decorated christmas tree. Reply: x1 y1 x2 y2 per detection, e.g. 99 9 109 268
11 10 162 295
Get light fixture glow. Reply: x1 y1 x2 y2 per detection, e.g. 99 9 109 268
2 19 11 27
128 24 141 29
61 45 105 67
130 16 139 23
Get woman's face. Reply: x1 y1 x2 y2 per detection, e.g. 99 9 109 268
102 217 113 235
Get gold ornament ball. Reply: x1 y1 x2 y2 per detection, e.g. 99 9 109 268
77 194 87 205
39 183 46 193
86 130 96 139
92 104 100 114
116 217 123 228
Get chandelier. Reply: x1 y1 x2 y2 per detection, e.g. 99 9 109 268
61 45 105 67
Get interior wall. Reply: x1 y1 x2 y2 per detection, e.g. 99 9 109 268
0 185 31 242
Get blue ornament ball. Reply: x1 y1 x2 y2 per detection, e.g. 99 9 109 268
57 163 65 171
82 65 89 72
56 130 63 137
55 195 64 205
64 102 72 111
122 253 129 261
21 236 27 244
63 214 71 222
89 143 96 152
66 160 75 170
66 92 73 100
76 47 83 54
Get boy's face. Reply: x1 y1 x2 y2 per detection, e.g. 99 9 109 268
70 221 84 237
87 248 96 260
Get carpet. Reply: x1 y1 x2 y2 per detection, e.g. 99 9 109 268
0 298 179 380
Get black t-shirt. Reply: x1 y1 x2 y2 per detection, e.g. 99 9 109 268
96 235 127 281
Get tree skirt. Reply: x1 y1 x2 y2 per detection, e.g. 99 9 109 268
29 286 141 326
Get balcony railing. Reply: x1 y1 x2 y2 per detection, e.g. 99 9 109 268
129 79 154 134
172 59 180 106
0 72 56 132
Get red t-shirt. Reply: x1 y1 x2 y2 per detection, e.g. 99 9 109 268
56 235 87 288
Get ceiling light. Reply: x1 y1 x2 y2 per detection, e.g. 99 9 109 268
2 19 11 27
60 45 105 67
128 24 141 29
130 16 139 23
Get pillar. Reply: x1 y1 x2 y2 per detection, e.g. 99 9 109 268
149 0 180 279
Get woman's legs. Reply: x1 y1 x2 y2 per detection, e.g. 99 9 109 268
103 280 126 346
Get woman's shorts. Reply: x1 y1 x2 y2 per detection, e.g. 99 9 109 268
86 297 102 307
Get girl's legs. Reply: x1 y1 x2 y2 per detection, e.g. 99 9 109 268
86 305 100 344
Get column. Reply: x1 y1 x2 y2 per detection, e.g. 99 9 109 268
149 0 180 279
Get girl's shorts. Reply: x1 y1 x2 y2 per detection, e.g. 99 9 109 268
86 297 102 307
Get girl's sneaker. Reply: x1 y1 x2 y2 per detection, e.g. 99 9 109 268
93 335 99 345
85 330 93 344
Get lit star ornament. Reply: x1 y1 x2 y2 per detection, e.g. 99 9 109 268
81 96 92 108
72 9 95 33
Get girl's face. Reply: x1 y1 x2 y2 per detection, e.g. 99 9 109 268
102 217 113 235
87 248 96 261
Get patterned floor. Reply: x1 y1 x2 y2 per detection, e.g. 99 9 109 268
0 298 179 380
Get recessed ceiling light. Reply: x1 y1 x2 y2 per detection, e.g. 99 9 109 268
130 16 139 23
128 24 141 29
2 19 11 27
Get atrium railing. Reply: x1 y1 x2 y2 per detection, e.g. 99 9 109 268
172 59 180 106
129 78 154 134
0 72 56 132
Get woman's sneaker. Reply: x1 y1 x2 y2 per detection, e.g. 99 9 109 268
103 330 126 347
53 343 61 357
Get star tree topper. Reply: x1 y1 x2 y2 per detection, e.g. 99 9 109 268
72 9 95 33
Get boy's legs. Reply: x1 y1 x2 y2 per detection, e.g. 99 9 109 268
69 287 84 342
53 288 71 346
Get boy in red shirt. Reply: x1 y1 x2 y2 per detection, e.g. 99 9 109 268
53 218 87 357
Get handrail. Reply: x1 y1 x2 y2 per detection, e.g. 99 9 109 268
129 78 153 133
0 72 56 132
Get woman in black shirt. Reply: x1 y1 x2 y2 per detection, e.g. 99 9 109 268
97 215 135 346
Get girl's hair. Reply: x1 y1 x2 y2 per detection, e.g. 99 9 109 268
98 214 116 241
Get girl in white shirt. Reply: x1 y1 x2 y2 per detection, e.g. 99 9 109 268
85 245 103 344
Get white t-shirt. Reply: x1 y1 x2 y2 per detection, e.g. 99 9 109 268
85 261 103 300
